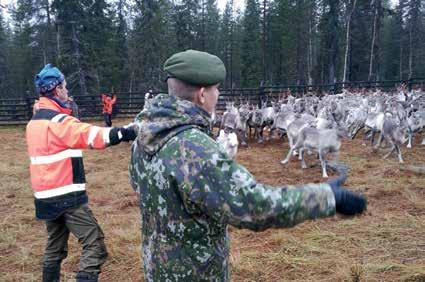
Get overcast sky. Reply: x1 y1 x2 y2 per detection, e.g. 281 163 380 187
1 0 400 14
217 0 245 12
217 0 398 12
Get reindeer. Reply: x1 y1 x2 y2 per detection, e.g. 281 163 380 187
363 98 385 146
406 111 423 148
380 117 408 163
346 97 369 139
260 99 277 141
216 129 239 159
220 102 246 146
237 102 251 146
281 127 349 178
210 111 222 134
316 106 337 129
273 104 297 139
247 105 264 143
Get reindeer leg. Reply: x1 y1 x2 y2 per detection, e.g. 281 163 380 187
238 129 247 147
270 128 275 140
362 128 370 146
422 137 425 145
396 145 404 163
257 127 263 143
290 135 299 156
383 144 395 159
281 147 294 164
282 137 301 164
287 134 295 155
263 125 270 141
374 132 383 149
370 130 376 146
319 150 328 178
259 126 264 143
350 124 360 139
301 148 307 169
407 129 412 149
281 130 287 141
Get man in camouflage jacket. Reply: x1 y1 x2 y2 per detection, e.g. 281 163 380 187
129 50 366 281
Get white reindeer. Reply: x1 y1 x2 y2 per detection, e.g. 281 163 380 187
216 129 239 159
281 127 349 178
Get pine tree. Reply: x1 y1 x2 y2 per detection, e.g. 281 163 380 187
0 10 8 97
51 0 88 95
368 0 384 81
405 0 423 79
381 1 401 80
200 0 220 55
130 0 171 91
9 0 35 96
83 0 116 93
172 0 200 51
219 0 234 88
108 0 130 91
240 0 261 87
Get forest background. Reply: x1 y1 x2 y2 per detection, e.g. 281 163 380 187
0 0 424 98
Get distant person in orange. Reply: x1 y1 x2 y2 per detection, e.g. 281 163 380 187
101 93 116 126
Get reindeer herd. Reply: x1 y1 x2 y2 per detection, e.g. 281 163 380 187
214 87 425 178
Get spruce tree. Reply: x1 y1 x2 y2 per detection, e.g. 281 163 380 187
130 0 171 91
0 10 7 97
241 0 261 87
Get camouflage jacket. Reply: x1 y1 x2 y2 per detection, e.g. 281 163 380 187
129 94 336 282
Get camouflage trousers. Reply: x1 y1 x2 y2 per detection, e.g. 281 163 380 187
43 204 108 275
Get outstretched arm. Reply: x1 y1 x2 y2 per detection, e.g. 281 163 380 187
178 151 336 231
49 115 137 149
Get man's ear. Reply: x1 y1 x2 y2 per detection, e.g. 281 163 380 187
51 87 59 97
197 87 206 104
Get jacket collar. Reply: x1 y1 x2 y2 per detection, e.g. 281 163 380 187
135 94 211 156
38 96 72 115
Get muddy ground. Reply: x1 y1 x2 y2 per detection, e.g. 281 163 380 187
1 118 424 281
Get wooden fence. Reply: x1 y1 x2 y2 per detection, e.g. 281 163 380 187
0 93 148 125
1 78 424 125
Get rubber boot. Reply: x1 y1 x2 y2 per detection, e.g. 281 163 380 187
42 265 60 282
75 271 98 282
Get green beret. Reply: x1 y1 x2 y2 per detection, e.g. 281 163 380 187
164 50 226 86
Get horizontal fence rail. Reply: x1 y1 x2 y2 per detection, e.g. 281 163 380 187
0 78 424 125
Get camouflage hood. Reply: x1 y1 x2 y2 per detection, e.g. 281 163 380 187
135 93 211 156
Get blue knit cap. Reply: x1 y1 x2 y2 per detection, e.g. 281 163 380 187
35 64 65 94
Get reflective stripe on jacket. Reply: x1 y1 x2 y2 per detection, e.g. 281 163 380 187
27 97 112 201
102 94 116 114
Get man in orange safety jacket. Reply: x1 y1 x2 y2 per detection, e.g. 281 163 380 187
26 64 137 282
101 93 116 126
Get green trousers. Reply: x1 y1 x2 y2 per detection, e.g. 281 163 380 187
43 204 108 274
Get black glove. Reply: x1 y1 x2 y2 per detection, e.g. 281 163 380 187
109 124 138 145
327 174 367 215
119 125 138 142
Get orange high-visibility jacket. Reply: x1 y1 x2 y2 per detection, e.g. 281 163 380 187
26 97 112 202
102 94 116 114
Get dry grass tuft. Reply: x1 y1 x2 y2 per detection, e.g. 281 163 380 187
350 263 364 282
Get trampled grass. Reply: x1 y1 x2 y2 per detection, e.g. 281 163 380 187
0 118 424 281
